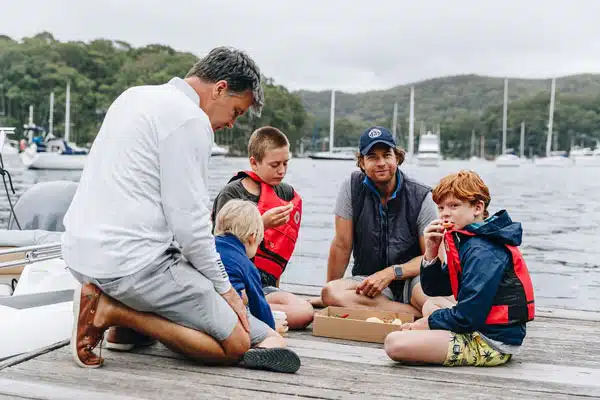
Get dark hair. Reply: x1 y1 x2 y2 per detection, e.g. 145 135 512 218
185 46 264 116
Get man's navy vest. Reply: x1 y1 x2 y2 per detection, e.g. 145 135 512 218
350 169 431 299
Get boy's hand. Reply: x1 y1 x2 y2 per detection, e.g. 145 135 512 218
220 287 250 332
401 317 429 331
262 203 294 229
424 219 445 261
356 268 395 298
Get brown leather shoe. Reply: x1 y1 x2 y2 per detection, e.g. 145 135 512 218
71 283 107 368
105 326 156 351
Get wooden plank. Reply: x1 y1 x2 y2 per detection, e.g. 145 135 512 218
1 347 593 400
285 337 600 389
282 282 600 322
0 377 141 400
0 339 69 370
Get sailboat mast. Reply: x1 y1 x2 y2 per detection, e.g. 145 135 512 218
408 86 415 159
520 121 525 158
392 102 398 142
329 89 335 153
49 92 54 136
65 82 71 143
502 78 508 155
546 78 556 157
470 130 476 157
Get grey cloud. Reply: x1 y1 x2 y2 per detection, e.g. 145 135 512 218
1 0 600 92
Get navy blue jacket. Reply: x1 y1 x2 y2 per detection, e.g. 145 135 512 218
215 234 275 329
421 210 527 345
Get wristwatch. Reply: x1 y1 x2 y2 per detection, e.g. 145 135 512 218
393 265 404 280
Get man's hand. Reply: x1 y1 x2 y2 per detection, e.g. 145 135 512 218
262 203 294 229
220 287 250 332
401 317 430 331
356 267 395 298
424 219 445 261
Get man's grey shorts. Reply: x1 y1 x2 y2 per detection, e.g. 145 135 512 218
69 259 271 346
347 275 421 304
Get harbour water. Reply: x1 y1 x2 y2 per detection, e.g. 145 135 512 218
0 154 598 312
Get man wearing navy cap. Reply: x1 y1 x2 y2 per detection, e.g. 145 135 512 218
319 126 438 316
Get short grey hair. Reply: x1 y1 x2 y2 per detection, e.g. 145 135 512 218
186 46 264 116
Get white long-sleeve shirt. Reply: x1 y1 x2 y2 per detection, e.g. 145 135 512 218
62 78 231 294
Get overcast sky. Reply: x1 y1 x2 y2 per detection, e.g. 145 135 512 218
1 0 600 92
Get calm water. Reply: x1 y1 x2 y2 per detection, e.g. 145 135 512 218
0 154 598 312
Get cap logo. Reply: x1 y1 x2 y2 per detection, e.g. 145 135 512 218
368 128 382 138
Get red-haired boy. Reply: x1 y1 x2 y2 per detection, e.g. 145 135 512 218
384 170 535 367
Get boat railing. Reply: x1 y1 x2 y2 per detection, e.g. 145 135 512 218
0 242 62 270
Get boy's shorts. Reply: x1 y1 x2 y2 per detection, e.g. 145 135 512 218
444 332 512 367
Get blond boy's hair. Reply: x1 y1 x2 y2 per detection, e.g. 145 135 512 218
247 126 289 162
214 199 264 244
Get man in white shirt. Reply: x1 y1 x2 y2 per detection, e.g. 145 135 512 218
65 47 299 373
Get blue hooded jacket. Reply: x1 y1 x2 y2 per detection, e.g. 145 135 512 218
215 234 275 329
421 210 527 345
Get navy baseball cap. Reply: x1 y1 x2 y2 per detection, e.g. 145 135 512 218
359 126 396 155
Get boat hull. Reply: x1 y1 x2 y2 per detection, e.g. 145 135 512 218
572 156 600 166
309 151 355 161
495 154 523 167
416 154 441 167
534 156 574 167
20 150 87 170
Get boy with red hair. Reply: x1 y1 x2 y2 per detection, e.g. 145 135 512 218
384 170 535 366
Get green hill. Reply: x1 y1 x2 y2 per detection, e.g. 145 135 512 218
295 74 600 157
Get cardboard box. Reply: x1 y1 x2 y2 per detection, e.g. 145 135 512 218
312 306 415 344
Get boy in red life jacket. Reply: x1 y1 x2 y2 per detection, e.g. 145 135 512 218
384 170 534 366
211 126 314 330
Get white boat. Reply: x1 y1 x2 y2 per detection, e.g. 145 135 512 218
1 139 18 155
535 151 574 167
309 147 356 160
20 84 88 170
570 146 600 166
20 143 88 170
211 144 228 157
0 242 78 360
0 127 16 157
308 90 356 161
416 131 441 167
496 153 523 167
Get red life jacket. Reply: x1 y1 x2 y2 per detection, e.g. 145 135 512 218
444 229 535 325
229 171 302 280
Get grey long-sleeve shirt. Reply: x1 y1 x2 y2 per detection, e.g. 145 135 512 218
62 78 231 294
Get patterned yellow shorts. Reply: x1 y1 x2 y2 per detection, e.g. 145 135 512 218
444 332 512 367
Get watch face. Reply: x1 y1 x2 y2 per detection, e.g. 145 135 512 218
394 266 402 278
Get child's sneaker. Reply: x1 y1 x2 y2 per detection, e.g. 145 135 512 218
242 347 301 373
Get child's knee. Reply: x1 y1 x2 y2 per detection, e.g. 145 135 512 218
422 296 448 318
384 331 408 360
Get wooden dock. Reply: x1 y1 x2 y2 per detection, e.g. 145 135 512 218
1 283 599 399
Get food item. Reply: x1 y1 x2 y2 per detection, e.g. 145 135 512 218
365 317 384 324
442 221 454 230
391 319 403 325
